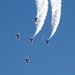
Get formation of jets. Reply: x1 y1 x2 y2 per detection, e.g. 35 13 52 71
15 33 49 65
15 17 50 65
16 32 49 44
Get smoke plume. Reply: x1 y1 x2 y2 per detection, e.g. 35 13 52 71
49 0 62 39
33 0 48 38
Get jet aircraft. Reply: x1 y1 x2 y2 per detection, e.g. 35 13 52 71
45 39 49 44
34 17 38 24
29 37 33 43
24 57 30 64
16 33 21 40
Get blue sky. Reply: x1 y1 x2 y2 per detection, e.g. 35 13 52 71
0 0 75 75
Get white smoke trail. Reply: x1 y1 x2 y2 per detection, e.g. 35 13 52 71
36 0 47 17
33 0 48 38
49 0 62 39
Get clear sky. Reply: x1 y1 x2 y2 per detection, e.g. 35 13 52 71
0 0 75 75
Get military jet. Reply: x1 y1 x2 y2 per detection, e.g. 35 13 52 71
29 37 33 43
34 17 38 24
24 57 30 64
16 33 21 40
34 17 38 22
45 39 49 44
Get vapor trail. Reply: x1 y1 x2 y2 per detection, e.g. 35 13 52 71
33 0 48 38
49 0 62 39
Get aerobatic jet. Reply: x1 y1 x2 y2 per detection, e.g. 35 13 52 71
16 33 21 40
24 57 30 64
29 37 33 43
45 39 49 44
34 17 38 24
